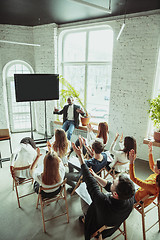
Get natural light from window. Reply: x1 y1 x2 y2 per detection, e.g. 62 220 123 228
60 26 113 124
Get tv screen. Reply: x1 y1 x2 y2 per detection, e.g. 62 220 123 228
14 74 59 102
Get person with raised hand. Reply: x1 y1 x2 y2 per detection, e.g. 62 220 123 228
129 142 160 207
72 142 135 240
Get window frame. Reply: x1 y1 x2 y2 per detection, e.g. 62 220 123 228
58 25 113 124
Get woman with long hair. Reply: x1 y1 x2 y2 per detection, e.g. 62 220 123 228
129 142 160 207
47 129 71 166
109 133 137 173
68 122 109 158
30 149 65 198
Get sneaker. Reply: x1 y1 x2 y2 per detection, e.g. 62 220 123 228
67 187 74 194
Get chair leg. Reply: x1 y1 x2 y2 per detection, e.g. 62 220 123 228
15 184 20 208
13 179 14 191
158 200 160 231
36 195 40 209
9 138 12 154
40 197 46 232
64 186 69 223
141 205 146 240
123 221 127 240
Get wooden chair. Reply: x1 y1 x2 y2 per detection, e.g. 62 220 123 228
104 161 129 180
36 178 69 232
70 167 107 196
90 220 127 240
0 129 12 168
12 165 34 208
134 194 160 240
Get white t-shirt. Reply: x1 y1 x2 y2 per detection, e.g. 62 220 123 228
10 143 37 178
32 161 65 193
67 104 74 120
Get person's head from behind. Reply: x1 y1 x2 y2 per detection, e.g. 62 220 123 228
111 174 135 200
53 129 68 157
67 96 74 105
42 151 61 185
20 137 36 149
55 128 67 144
154 159 160 174
123 136 137 159
97 122 108 144
92 140 104 154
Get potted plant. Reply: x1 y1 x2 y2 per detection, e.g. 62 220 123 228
59 75 90 126
148 94 160 142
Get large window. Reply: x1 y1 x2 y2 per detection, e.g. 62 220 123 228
59 26 113 123
4 61 34 132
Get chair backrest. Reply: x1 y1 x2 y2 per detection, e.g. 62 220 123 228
134 194 157 209
39 178 67 194
0 129 10 139
12 165 31 180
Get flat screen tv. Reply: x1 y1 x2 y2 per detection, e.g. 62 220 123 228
14 74 59 102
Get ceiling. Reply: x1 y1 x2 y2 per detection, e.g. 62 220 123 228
0 0 159 27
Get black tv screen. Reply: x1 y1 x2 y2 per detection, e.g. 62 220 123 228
14 74 59 102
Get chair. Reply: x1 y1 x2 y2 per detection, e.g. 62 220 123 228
134 194 160 240
104 161 129 180
70 167 107 196
36 178 69 232
12 165 34 208
0 129 12 168
90 220 127 240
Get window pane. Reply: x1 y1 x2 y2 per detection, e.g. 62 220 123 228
87 65 112 122
63 32 86 62
63 65 85 104
88 29 113 61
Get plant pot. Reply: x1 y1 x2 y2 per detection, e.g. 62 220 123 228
80 116 90 126
154 131 160 143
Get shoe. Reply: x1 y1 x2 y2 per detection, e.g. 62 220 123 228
79 215 85 223
67 187 74 194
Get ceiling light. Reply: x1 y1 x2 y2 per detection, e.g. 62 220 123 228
117 0 127 41
0 40 40 47
70 0 112 13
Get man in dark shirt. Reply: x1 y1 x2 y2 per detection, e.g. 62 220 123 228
72 142 135 240
66 139 110 194
53 96 85 140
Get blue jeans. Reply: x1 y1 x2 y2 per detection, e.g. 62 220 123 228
62 120 75 141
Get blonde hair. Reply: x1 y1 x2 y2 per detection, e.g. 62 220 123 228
42 152 61 185
52 129 69 158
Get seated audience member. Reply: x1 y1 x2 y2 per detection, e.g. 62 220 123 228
68 121 109 157
66 137 111 194
72 142 135 240
48 129 71 166
10 137 37 180
129 142 160 207
30 149 65 198
109 133 137 173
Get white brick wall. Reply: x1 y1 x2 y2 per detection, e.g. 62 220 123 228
0 11 160 161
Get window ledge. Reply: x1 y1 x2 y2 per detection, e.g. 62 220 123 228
54 121 98 133
143 138 160 147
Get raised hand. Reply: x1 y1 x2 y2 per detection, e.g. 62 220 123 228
47 141 52 152
72 142 82 157
129 149 136 163
114 133 119 142
36 147 42 158
148 141 152 154
119 133 123 143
